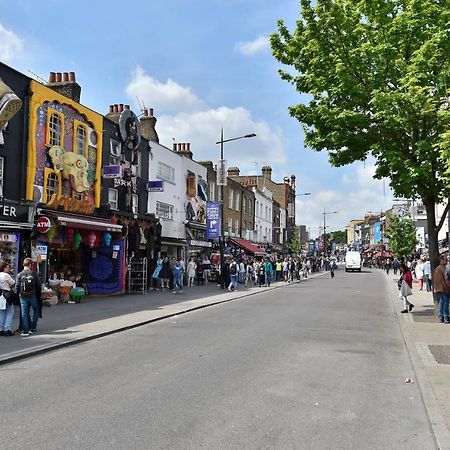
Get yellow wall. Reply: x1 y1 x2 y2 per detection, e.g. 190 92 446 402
26 80 103 208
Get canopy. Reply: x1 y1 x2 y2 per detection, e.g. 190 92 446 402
230 238 266 255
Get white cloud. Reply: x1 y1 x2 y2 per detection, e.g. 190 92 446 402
125 66 287 170
125 66 205 115
234 35 269 56
0 24 23 62
297 163 394 237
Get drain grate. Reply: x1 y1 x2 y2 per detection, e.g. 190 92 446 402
429 345 450 364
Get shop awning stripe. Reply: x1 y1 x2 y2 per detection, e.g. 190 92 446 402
57 216 123 232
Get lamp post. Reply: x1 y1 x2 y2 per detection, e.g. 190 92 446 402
323 210 338 255
216 128 256 288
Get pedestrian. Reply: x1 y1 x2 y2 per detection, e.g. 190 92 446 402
258 261 265 287
0 262 17 336
202 256 211 285
433 254 450 323
16 257 42 336
152 257 163 291
275 259 282 281
245 261 253 286
282 258 289 282
415 257 425 290
228 258 239 292
423 257 432 292
172 260 184 294
158 256 171 291
196 260 204 285
385 257 392 275
264 259 272 287
187 257 197 287
393 257 400 275
238 260 246 284
398 262 414 314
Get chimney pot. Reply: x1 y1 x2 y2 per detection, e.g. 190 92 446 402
178 143 183 152
119 104 124 112
63 72 69 82
109 105 114 113
113 104 118 113
149 108 154 116
143 109 148 117
49 72 56 83
173 143 177 152
187 143 190 151
69 71 76 82
56 72 62 82
125 104 130 110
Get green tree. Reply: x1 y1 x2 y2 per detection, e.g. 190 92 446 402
385 216 418 259
330 230 347 244
289 227 301 254
271 0 450 270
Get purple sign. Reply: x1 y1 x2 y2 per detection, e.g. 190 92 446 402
146 180 164 192
102 165 122 178
206 202 221 240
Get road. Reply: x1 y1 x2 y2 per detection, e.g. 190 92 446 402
0 269 436 449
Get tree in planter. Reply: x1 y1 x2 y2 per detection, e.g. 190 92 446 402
289 227 301 255
384 216 418 261
271 0 450 272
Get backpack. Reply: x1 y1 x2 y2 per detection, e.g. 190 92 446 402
20 273 36 297
229 263 237 275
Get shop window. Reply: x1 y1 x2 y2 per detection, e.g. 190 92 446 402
74 121 88 156
228 189 233 209
46 108 64 147
235 192 240 211
156 201 173 220
43 168 61 203
186 172 196 197
108 188 119 210
158 162 175 184
0 157 4 198
110 139 121 165
132 194 138 214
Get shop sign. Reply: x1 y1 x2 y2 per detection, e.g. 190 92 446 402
36 216 51 233
206 202 221 240
114 178 132 188
146 180 164 192
0 203 29 223
47 195 95 215
102 165 122 179
188 240 212 248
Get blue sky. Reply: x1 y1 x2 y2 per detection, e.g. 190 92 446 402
0 0 393 237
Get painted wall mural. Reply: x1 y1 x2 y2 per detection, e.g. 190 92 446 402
26 80 103 213
185 177 208 224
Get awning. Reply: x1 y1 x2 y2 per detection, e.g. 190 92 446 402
57 216 123 233
230 238 266 255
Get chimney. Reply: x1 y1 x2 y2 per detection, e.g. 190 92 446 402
290 174 296 188
261 165 272 180
173 142 193 159
227 166 240 177
140 108 159 143
106 103 121 124
47 71 81 103
199 161 214 170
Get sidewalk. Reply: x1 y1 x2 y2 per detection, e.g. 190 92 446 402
385 270 450 449
0 273 324 366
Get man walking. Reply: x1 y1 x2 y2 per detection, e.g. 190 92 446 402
16 257 42 336
423 257 432 292
433 255 450 323
228 258 239 292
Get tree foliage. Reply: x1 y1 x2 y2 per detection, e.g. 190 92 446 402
271 0 450 268
289 228 301 254
330 229 347 244
385 216 418 259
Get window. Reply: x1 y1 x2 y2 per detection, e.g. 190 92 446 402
265 206 268 220
248 199 252 214
108 188 119 210
243 196 248 215
132 194 139 214
74 122 87 155
0 157 4 198
156 201 174 220
158 162 175 183
235 219 239 234
228 189 234 209
47 109 63 146
43 168 61 203
228 217 233 235
235 192 240 211
110 139 121 165
187 172 196 196
243 220 247 231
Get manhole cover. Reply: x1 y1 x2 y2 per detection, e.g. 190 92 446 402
429 345 450 364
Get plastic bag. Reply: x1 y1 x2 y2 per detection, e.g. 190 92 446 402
0 294 6 310
400 280 412 297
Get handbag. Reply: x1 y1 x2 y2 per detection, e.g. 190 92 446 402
400 279 412 297
0 294 6 310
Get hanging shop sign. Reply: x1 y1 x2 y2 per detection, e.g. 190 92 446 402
216 160 227 186
146 180 164 192
36 216 51 233
102 165 122 179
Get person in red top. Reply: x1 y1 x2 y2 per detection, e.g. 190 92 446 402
399 262 414 313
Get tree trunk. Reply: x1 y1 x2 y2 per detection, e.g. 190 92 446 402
424 200 439 317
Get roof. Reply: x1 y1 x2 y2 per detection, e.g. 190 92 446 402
230 238 266 255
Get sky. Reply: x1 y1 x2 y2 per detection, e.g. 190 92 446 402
0 0 394 238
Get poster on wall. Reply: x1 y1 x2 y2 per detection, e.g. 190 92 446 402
81 239 125 295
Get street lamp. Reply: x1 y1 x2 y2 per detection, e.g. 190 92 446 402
216 128 256 288
323 210 338 255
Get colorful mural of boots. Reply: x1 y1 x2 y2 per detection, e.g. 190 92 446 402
0 78 22 130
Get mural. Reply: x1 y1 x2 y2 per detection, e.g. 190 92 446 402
27 81 103 213
186 177 208 224
0 77 22 131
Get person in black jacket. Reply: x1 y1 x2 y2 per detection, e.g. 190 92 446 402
16 257 42 336
158 256 172 291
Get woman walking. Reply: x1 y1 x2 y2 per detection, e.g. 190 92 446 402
0 262 16 336
399 262 414 313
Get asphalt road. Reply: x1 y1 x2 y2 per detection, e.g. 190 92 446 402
0 269 436 449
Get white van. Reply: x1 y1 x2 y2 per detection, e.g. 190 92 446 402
345 251 362 272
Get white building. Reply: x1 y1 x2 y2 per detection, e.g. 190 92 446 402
253 186 273 245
